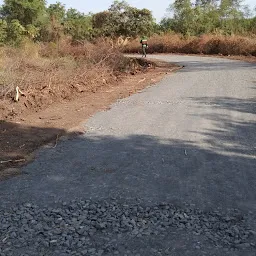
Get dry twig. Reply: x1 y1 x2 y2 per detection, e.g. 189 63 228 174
0 159 26 164
53 134 60 148
14 86 25 102
138 78 146 84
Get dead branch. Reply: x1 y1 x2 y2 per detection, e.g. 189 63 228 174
14 86 25 102
0 159 26 164
53 134 60 148
138 78 146 84
94 48 118 67
39 116 62 121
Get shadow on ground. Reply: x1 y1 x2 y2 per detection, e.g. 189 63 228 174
189 97 256 115
188 96 256 157
0 95 255 217
0 120 77 178
0 96 255 255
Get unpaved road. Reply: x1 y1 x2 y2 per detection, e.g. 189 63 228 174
0 55 256 256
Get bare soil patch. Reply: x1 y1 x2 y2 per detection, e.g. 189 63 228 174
0 58 180 180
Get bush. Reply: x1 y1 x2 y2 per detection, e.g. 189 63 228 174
0 40 128 107
124 34 256 56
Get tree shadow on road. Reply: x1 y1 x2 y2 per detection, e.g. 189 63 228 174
188 96 256 157
1 95 256 256
1 127 256 255
0 120 77 179
0 120 255 219
0 95 255 213
189 97 256 115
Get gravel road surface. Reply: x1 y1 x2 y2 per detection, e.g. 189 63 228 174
0 55 256 255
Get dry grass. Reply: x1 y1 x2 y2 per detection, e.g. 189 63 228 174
0 40 133 118
0 39 152 120
124 34 256 57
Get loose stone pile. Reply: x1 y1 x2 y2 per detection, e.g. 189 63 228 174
0 200 255 256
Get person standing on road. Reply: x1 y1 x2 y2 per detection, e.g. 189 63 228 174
140 36 148 58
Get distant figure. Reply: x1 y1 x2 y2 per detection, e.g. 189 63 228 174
140 37 148 58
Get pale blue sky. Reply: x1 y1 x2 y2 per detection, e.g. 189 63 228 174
48 0 256 22
46 0 256 21
0 0 255 22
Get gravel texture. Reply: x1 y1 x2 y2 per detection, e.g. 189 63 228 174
0 55 255 255
0 200 255 256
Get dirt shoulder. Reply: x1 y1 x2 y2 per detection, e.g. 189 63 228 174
0 58 180 180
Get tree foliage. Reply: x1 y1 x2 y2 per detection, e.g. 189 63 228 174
163 0 255 36
0 0 46 26
92 1 154 38
64 8 92 41
0 0 254 46
0 19 7 43
7 19 26 45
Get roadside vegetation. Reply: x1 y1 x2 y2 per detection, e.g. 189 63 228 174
0 0 152 117
0 40 127 117
125 0 256 56
124 34 256 56
0 0 255 115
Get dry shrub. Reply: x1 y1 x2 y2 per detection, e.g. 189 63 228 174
0 39 130 118
125 34 186 54
200 35 222 54
218 36 256 56
181 37 201 54
40 38 127 72
124 34 256 56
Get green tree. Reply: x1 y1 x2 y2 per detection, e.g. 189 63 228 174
163 0 254 35
249 16 256 33
7 19 25 45
26 24 40 39
92 11 110 36
41 2 66 42
124 7 154 37
169 0 195 35
92 0 154 38
0 19 8 43
1 0 46 26
64 9 92 41
218 0 247 34
48 1 65 23
192 0 221 34
160 17 176 32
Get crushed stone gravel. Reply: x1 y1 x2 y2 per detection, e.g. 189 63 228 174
0 199 255 256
